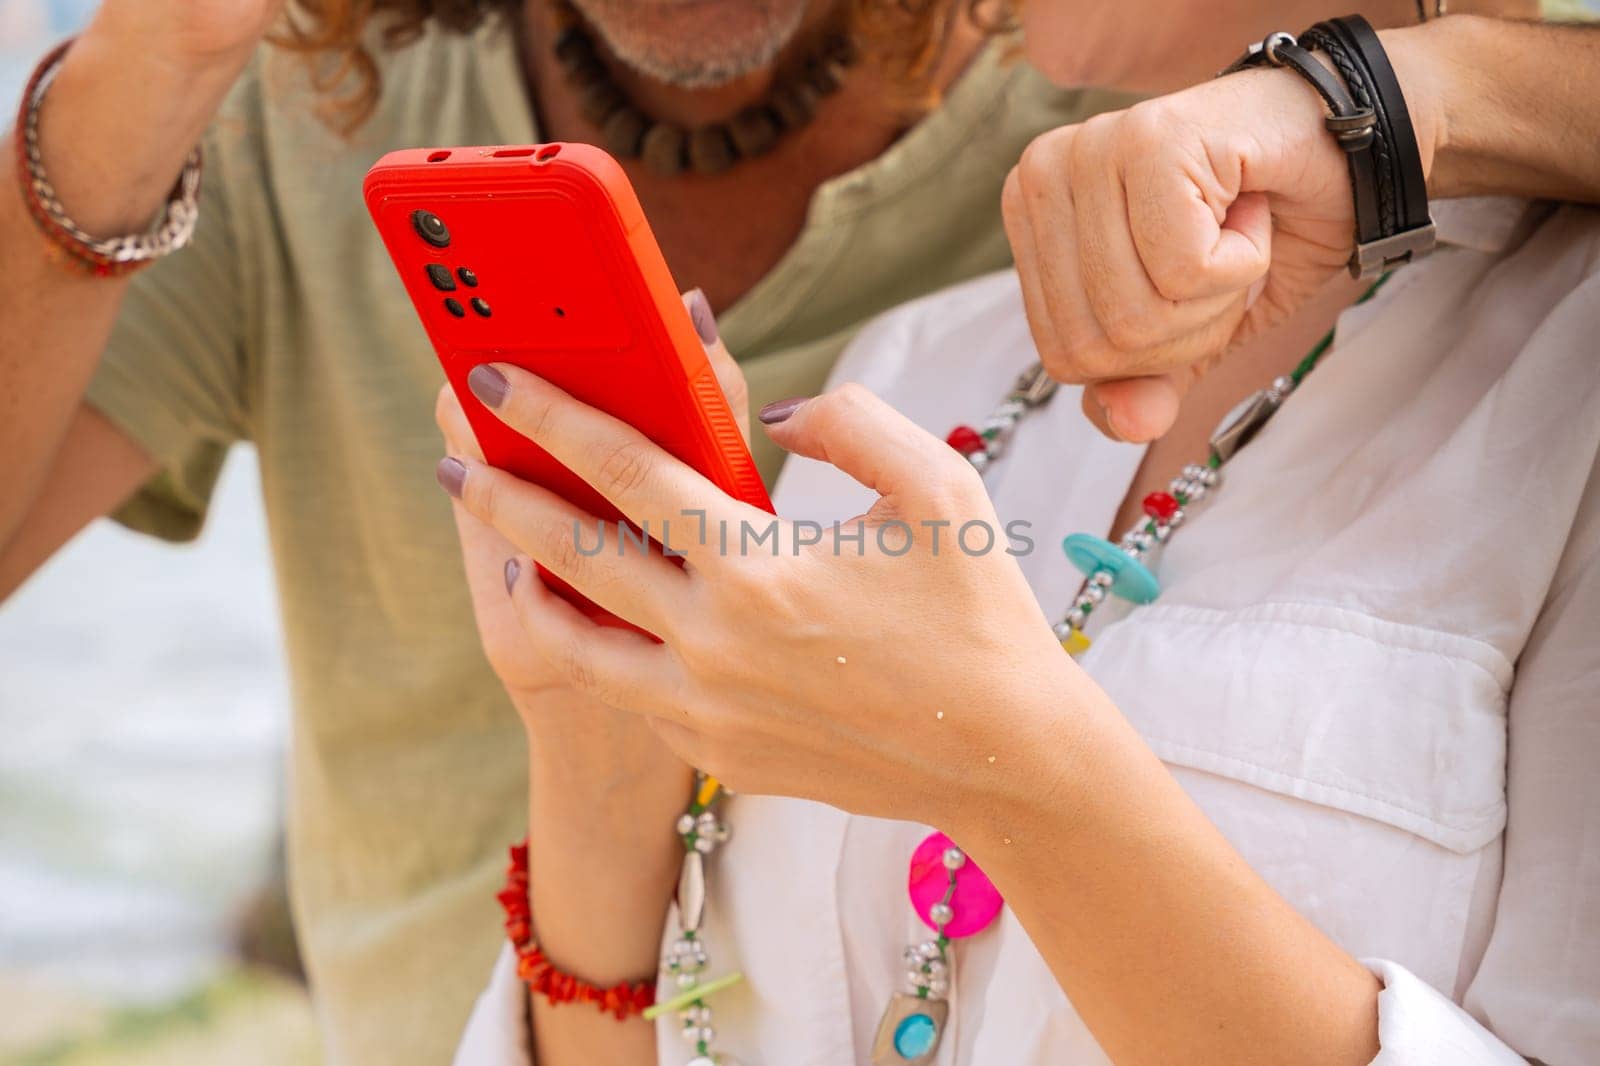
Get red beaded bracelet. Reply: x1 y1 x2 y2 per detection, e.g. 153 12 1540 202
496 841 658 1020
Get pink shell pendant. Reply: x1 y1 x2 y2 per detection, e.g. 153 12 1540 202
907 831 1003 939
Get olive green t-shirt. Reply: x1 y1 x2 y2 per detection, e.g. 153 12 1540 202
83 17 1127 1064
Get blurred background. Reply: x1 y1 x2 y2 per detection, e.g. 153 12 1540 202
1 6 316 1063
2 0 1598 1063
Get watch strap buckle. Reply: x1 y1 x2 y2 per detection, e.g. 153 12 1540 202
1350 221 1437 279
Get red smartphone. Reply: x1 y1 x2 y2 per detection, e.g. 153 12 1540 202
364 142 772 625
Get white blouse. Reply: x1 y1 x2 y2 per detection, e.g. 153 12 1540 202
456 198 1600 1065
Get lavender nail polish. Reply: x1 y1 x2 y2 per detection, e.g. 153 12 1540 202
436 456 467 498
503 558 521 596
467 364 510 409
758 396 809 425
686 288 720 348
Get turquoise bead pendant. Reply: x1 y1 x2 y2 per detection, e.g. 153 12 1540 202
872 993 950 1065
1061 533 1161 604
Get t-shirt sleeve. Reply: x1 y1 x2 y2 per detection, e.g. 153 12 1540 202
83 127 251 542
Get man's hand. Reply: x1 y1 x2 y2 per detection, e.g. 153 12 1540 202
92 0 288 74
1003 50 1440 442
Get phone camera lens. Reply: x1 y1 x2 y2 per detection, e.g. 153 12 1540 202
412 210 451 248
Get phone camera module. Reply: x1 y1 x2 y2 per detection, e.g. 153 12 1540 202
411 210 451 249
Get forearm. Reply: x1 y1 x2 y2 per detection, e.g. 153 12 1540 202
518 692 692 1065
952 680 1379 1066
0 23 240 546
1388 15 1600 202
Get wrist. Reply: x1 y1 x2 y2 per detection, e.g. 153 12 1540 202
931 661 1103 853
522 703 691 984
1375 23 1450 194
33 30 239 237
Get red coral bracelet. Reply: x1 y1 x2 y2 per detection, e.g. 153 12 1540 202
497 840 657 1021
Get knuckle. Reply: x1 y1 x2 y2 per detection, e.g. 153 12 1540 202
464 464 498 518
1098 304 1163 353
594 440 653 502
543 520 588 583
1016 129 1069 192
548 637 601 696
1000 166 1023 221
433 383 456 435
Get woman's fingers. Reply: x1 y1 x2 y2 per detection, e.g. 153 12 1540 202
504 554 685 716
466 363 760 554
434 382 484 461
684 289 752 445
443 455 688 637
760 383 980 516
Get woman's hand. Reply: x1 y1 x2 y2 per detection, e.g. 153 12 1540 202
443 370 1087 826
437 290 748 705
1003 37 1443 443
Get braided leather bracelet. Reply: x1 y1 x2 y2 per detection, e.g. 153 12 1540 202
1223 16 1435 279
13 39 203 278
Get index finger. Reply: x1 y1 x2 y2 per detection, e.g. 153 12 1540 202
466 362 763 557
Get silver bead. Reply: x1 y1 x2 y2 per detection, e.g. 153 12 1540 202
1064 607 1089 630
1151 522 1172 544
676 813 696 836
1088 570 1115 589
924 957 948 977
676 971 700 988
1269 375 1296 400
1052 620 1074 642
1165 507 1185 530
917 940 944 961
982 413 1015 435
995 399 1026 420
694 834 716 854
942 847 967 871
697 1026 717 1043
928 978 950 997
929 901 954 926
968 451 990 473
1123 529 1154 552
681 1022 703 1041
1080 584 1106 606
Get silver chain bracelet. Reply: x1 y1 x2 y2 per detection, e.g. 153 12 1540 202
17 40 203 273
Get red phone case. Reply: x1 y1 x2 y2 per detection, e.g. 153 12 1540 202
364 142 773 625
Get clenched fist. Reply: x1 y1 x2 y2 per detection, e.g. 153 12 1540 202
1004 44 1439 442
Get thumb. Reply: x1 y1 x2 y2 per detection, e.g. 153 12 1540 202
761 383 971 514
1083 374 1188 443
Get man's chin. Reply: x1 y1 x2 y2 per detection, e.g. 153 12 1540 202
570 0 813 89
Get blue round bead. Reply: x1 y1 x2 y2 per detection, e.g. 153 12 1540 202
893 1013 939 1059
1061 533 1162 605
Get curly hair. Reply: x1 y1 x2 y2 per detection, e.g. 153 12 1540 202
276 0 992 131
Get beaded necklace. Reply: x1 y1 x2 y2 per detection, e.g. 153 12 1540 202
655 277 1391 1066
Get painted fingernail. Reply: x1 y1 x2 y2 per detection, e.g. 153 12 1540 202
686 288 719 348
467 364 509 409
759 396 809 425
436 456 467 498
503 557 521 596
